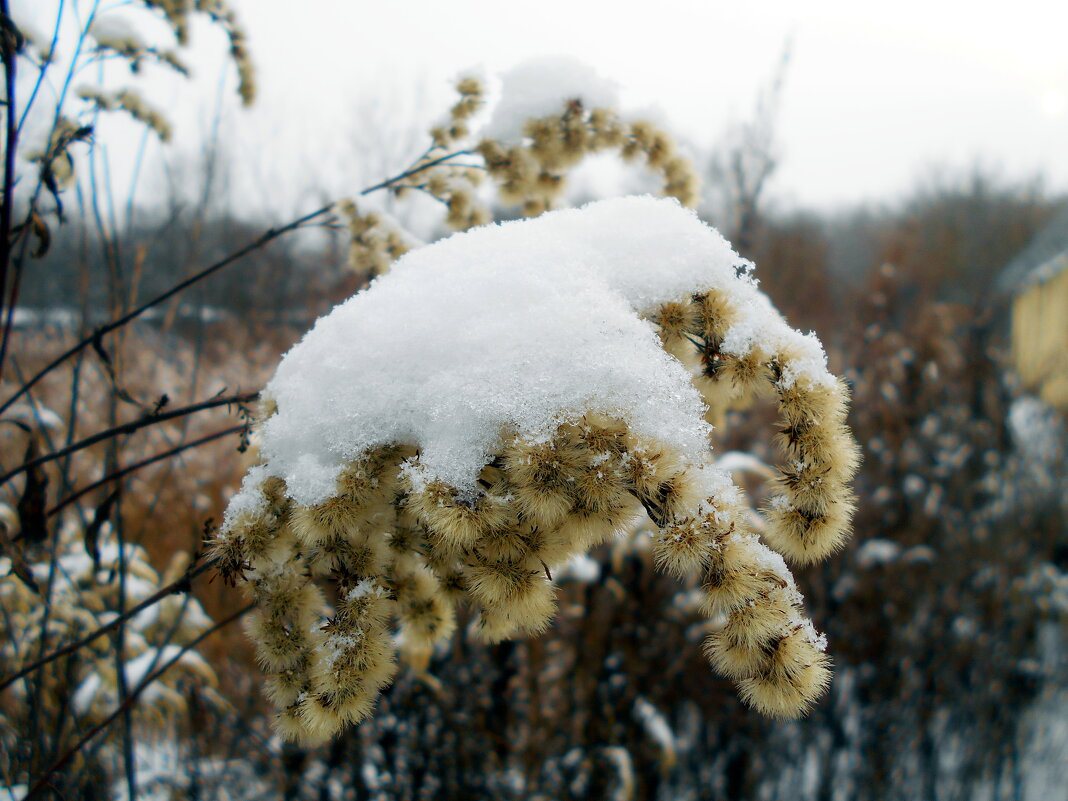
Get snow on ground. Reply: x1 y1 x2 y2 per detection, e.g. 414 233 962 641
107 738 272 801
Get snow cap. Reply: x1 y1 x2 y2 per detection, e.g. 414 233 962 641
244 196 799 511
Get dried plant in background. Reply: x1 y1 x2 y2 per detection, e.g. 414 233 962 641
338 63 701 276
0 498 229 794
0 2 261 796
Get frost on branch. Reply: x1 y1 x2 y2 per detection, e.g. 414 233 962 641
213 196 860 744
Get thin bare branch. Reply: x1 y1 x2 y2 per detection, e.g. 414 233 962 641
47 424 245 517
0 392 257 488
359 149 471 196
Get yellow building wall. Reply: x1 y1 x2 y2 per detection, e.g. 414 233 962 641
1013 264 1068 411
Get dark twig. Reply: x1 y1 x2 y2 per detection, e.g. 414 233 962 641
47 424 245 517
0 205 331 414
0 391 257 487
359 149 471 196
0 0 19 361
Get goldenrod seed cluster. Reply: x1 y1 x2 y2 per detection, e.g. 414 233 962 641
653 288 861 566
216 274 858 744
0 511 224 730
430 75 486 150
89 30 189 77
380 75 491 233
141 0 255 104
77 87 173 142
477 102 700 216
343 76 703 278
335 200 413 277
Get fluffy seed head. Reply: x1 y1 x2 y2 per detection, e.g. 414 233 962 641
700 534 791 617
407 480 512 556
290 497 364 546
221 183 860 740
737 631 832 718
503 434 588 527
653 516 715 578
763 493 856 566
466 558 556 634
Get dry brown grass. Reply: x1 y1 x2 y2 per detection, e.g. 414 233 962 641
0 321 297 670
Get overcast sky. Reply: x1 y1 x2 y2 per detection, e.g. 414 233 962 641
15 0 1068 215
214 0 1068 211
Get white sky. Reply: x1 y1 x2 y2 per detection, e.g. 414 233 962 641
15 0 1068 214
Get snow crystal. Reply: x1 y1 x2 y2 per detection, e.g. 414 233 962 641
691 464 739 501
798 619 828 652
482 56 619 143
221 464 270 529
249 197 745 506
776 332 834 389
323 632 363 669
768 494 793 512
345 578 388 601
718 293 833 390
727 532 794 588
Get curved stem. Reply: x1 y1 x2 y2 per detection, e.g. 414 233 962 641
47 423 245 517
0 391 256 488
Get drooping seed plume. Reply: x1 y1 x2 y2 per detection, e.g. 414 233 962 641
214 196 859 744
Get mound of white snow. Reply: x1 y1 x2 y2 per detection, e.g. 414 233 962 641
237 196 826 513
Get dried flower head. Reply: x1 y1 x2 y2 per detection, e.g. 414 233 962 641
347 66 703 280
215 197 858 744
